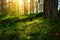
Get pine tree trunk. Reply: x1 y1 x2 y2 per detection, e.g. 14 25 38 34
44 0 58 19
36 1 38 13
24 0 28 15
1 0 7 17
38 0 40 13
30 0 34 14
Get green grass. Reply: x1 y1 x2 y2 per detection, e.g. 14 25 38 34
0 12 60 40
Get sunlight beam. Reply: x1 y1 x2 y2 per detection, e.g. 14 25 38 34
27 0 30 3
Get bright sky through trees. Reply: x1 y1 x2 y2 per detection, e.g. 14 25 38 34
6 0 30 6
18 0 23 6
5 0 59 14
27 0 30 3
5 0 44 14
13 0 30 6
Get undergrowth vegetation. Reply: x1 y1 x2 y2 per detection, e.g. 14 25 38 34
0 12 60 40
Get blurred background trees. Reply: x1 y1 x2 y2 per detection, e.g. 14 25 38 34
0 0 44 16
0 0 59 19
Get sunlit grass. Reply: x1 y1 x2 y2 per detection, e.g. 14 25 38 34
0 12 60 40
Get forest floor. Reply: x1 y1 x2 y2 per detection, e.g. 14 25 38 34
0 13 60 40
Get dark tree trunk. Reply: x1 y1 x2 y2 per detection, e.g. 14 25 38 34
44 0 58 19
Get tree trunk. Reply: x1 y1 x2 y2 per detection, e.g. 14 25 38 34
38 0 40 13
1 0 7 17
24 0 28 15
36 1 38 13
30 0 34 14
44 0 58 19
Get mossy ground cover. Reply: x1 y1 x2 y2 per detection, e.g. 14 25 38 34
0 13 60 40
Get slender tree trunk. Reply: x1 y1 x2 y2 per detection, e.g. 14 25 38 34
38 0 40 12
44 0 58 19
1 0 7 17
0 0 1 12
24 0 28 15
30 0 34 14
36 1 38 13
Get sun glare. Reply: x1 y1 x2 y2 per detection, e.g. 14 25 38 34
17 0 30 6
18 0 23 6
27 0 30 3
18 0 30 5
7 0 30 6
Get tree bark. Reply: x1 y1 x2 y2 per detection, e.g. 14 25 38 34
36 1 38 13
30 0 34 14
44 0 58 19
24 0 28 15
1 0 7 17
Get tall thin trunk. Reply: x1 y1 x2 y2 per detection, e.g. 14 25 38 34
1 0 7 17
36 0 38 13
38 0 40 12
17 0 19 16
24 0 28 15
30 0 34 14
0 0 1 12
